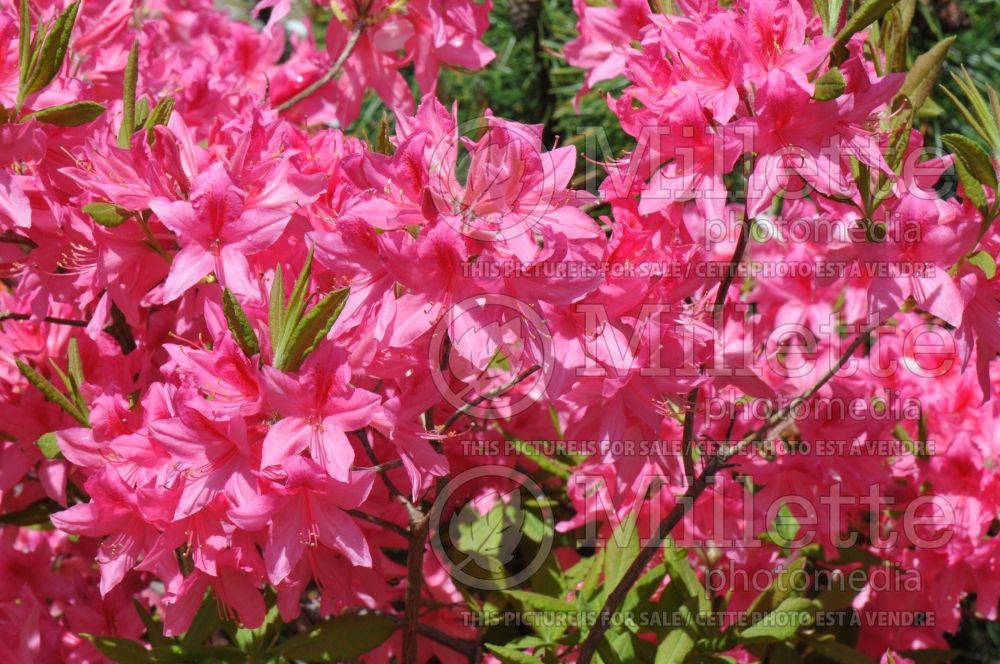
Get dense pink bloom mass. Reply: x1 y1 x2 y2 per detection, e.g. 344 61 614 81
2 0 1000 662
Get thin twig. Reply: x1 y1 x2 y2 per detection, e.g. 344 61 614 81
0 313 88 327
441 364 541 431
681 387 699 481
402 511 430 664
712 208 751 315
275 23 364 112
576 324 878 663
371 610 481 661
353 428 410 504
345 509 410 539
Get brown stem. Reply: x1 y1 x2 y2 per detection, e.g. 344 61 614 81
353 428 410 503
681 387 699 481
0 313 88 327
373 610 481 661
275 23 363 113
712 209 751 315
576 324 877 663
345 509 410 539
403 511 430 664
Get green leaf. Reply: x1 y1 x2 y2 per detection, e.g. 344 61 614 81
180 594 220 649
485 644 545 664
663 543 710 615
133 599 170 648
770 502 801 545
504 590 576 614
967 250 997 280
939 88 993 151
831 0 901 61
951 155 989 212
272 249 314 369
35 432 60 459
268 265 285 354
813 68 846 101
83 636 150 664
65 337 86 413
655 628 695 664
739 598 819 642
812 0 845 35
604 512 640 592
18 0 30 92
135 97 150 128
67 337 83 388
282 287 348 371
83 202 133 227
597 635 627 664
450 491 524 573
222 288 260 358
580 549 605 603
144 95 175 143
942 133 998 191
623 562 666 614
743 557 807 618
118 39 139 148
22 1 80 99
283 248 314 334
897 649 959 664
16 359 89 426
896 36 955 114
802 636 876 664
880 0 917 72
23 100 105 126
374 111 394 155
275 613 396 661
946 69 1000 154
232 604 281 655
504 590 574 642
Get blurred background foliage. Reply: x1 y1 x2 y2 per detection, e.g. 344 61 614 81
233 0 1000 194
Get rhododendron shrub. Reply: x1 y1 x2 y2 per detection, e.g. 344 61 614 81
2 0 1000 661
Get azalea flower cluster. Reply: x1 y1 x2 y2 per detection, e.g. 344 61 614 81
0 0 998 662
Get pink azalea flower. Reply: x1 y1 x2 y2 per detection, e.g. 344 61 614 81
228 456 374 585
149 162 292 303
260 346 381 480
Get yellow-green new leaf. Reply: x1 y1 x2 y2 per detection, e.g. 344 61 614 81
967 250 997 280
896 37 955 114
18 0 30 91
813 68 846 101
740 597 819 642
282 287 348 371
83 202 133 227
485 644 546 664
35 432 60 459
144 96 175 144
655 628 695 664
222 288 261 358
942 133 998 191
831 0 901 61
23 1 80 98
118 39 139 148
24 101 105 126
276 613 396 661
16 359 89 426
